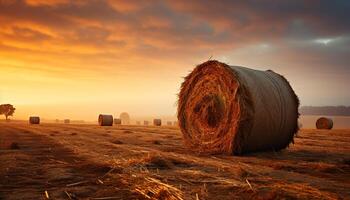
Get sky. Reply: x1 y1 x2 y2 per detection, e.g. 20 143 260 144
0 0 349 121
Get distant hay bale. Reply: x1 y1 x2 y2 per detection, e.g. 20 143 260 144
29 116 40 124
144 120 149 126
114 118 122 125
98 114 113 126
167 121 172 126
153 119 162 126
316 117 333 130
120 112 130 125
178 60 299 155
64 119 70 124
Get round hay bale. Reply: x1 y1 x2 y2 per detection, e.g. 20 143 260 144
167 121 173 126
64 119 70 124
99 114 113 126
316 117 333 129
120 112 130 125
114 118 122 125
144 120 149 126
29 116 40 124
178 60 299 155
153 119 162 126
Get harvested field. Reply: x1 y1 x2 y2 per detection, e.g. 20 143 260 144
0 121 349 199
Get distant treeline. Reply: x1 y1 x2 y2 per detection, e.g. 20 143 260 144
300 106 350 116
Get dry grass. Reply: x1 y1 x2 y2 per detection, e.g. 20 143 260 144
0 122 349 199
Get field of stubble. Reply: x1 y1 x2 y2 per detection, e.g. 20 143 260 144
0 121 349 200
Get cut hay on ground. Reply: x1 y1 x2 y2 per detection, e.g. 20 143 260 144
98 114 113 126
316 117 333 129
29 116 40 124
177 60 299 155
153 119 162 126
134 177 184 200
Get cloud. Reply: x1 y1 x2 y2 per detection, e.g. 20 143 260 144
0 0 349 109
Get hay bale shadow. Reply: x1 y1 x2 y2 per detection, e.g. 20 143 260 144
152 140 161 145
144 155 174 169
10 142 20 150
112 139 124 144
123 130 133 134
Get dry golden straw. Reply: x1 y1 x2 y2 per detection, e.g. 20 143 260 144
316 117 333 129
177 60 299 155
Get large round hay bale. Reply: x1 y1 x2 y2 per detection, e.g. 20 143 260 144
114 118 121 125
153 119 162 126
99 114 113 126
64 119 70 124
29 116 40 124
144 120 149 126
178 60 299 155
316 117 333 129
120 112 130 125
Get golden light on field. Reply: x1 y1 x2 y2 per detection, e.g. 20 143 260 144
0 0 349 120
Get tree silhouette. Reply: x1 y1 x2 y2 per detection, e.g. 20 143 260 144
0 104 16 120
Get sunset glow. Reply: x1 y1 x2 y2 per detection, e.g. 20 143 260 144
0 0 349 120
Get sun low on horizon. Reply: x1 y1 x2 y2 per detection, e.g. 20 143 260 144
0 0 349 121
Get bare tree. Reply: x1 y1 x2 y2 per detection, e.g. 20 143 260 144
0 104 16 120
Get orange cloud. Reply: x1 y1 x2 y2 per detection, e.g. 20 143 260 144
0 0 349 120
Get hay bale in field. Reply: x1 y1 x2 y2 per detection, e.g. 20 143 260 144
114 118 121 125
167 121 173 126
120 112 130 125
144 120 149 126
153 119 162 126
178 60 299 155
29 116 40 124
136 121 141 125
98 114 113 126
64 119 70 124
316 117 333 129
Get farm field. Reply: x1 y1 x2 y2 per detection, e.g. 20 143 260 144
0 121 349 200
